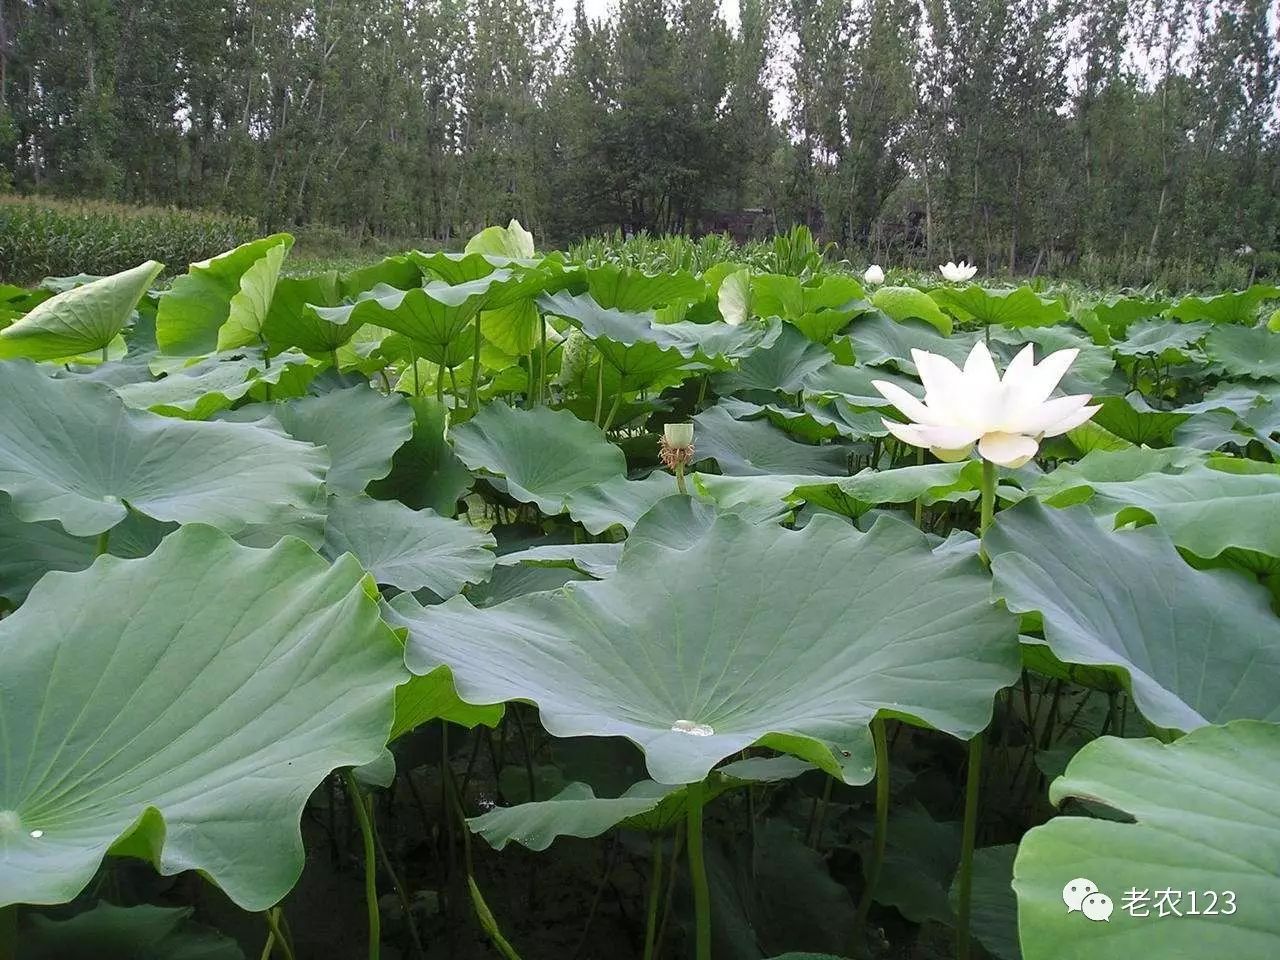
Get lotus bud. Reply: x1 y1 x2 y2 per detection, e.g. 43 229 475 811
664 422 694 448
863 264 885 286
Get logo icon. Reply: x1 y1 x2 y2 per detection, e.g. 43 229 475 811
1081 892 1114 922
1063 878 1098 914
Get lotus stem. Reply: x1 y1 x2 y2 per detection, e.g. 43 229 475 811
411 344 421 398
642 837 663 960
852 717 890 952
436 364 445 403
95 529 110 558
978 458 996 564
674 462 687 495
264 906 296 960
602 389 623 433
956 732 985 960
331 350 340 371
469 320 483 412
538 316 547 406
593 357 605 425
344 769 381 960
686 780 712 960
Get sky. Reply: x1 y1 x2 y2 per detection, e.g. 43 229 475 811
556 0 740 27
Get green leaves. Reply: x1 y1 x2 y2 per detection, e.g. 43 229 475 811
872 286 953 335
450 403 625 514
0 361 326 536
930 285 1068 329
1014 721 1280 960
394 510 1019 785
0 525 406 909
0 260 162 361
988 500 1280 732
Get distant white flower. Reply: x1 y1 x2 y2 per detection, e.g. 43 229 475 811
863 264 886 286
872 341 1099 467
939 260 978 282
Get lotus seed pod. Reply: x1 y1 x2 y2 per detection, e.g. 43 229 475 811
664 422 694 448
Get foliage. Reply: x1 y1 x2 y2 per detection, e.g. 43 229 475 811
0 229 1278 960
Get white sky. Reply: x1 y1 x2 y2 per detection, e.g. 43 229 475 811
557 0 740 27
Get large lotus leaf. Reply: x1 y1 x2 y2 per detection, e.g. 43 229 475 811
214 241 290 351
713 324 834 395
410 250 504 284
1091 295 1171 332
465 219 535 259
312 280 491 365
261 273 356 355
692 404 850 476
394 511 1019 785
480 298 542 356
20 902 244 960
656 316 783 362
0 361 326 537
1034 457 1280 559
871 287 953 335
1203 324 1280 380
366 397 472 515
1013 721 1280 960
930 285 1067 329
803 361 914 406
751 273 859 320
717 397 858 443
563 472 682 533
322 494 495 596
1168 283 1280 324
113 351 312 420
228 385 413 495
1090 393 1189 445
585 263 704 311
468 781 681 851
0 525 407 909
156 234 294 355
0 260 162 361
1113 319 1209 360
718 268 752 325
951 845 1020 960
845 313 971 371
450 403 625 514
988 500 1280 732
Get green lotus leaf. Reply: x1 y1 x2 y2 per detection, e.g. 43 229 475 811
871 286 953 335
1203 323 1280 380
931 285 1067 331
845 313 971 371
950 845 1020 960
752 274 864 321
215 241 290 351
0 260 162 361
390 667 505 741
713 325 834 395
465 219 535 259
1090 295 1171 332
20 902 245 960
312 279 492 365
261 273 359 355
692 404 850 476
450 403 625 514
480 298 542 356
803 361 914 406
366 397 473 515
1113 318 1209 361
410 250 506 284
113 351 312 420
495 542 622 578
1013 721 1280 960
1090 393 1189 445
468 781 681 852
0 524 407 909
228 385 413 495
156 234 294 356
322 493 495 596
1167 283 1280 324
393 511 1019 785
0 361 326 537
717 397 866 443
563 472 682 533
988 500 1280 732
585 263 704 311
1033 454 1280 558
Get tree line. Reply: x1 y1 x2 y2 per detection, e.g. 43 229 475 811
1 0 1277 276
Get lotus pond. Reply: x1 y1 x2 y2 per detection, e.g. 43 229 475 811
1 223 1279 960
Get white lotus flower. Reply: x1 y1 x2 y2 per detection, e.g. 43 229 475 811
863 264 885 286
939 260 978 282
872 342 1100 467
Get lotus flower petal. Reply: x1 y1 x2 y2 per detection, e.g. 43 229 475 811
978 431 1039 467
